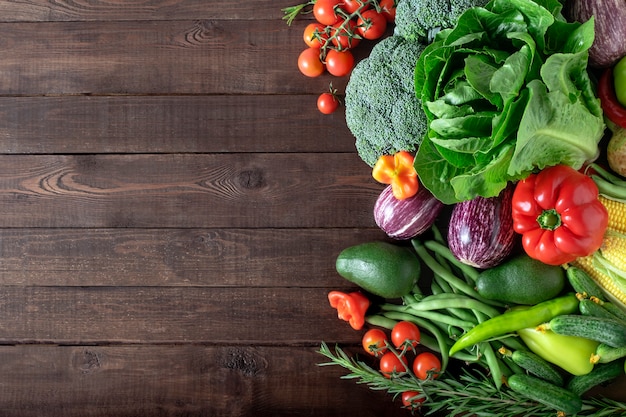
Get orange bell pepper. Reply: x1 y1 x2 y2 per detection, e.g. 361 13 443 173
328 291 370 330
372 151 419 200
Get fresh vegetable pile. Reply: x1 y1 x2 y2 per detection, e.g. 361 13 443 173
284 0 626 415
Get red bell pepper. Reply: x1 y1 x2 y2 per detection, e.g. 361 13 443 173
598 67 626 129
328 290 370 330
511 165 608 266
371 151 419 200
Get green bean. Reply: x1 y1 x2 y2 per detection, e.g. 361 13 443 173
422 239 480 282
420 332 480 363
365 314 398 330
411 241 503 307
480 342 503 390
380 303 476 330
406 293 502 318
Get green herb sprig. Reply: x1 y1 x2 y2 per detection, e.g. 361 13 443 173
318 342 626 416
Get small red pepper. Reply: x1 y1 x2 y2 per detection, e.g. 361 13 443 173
372 151 419 200
598 67 626 129
328 290 370 330
511 165 608 266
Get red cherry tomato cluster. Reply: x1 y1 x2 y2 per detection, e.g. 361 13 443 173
289 0 396 114
360 321 442 411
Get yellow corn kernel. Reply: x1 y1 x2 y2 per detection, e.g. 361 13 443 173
599 195 626 234
573 254 626 308
601 232 626 272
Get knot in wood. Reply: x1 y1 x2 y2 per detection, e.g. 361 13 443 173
237 169 265 190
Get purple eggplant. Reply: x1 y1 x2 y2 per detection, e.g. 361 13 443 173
447 185 516 269
374 184 444 240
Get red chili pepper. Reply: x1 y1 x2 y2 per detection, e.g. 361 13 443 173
371 151 419 200
598 67 626 129
511 165 608 266
327 290 370 330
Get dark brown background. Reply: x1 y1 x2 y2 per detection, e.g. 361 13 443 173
0 1 414 416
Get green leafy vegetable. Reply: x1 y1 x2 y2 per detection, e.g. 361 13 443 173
414 0 604 204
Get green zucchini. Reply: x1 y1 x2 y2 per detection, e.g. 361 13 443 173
510 350 564 386
566 266 606 301
591 343 626 364
507 373 582 416
566 361 624 396
548 315 626 348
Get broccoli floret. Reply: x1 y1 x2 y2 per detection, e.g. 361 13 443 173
344 35 428 167
394 0 490 41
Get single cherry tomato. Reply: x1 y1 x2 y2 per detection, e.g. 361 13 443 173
412 352 441 380
313 0 341 25
361 328 388 356
317 92 340 115
379 351 408 378
340 0 367 14
401 390 425 409
357 9 387 40
298 47 325 77
391 321 420 349
331 19 360 50
378 0 396 22
303 22 327 49
325 49 354 77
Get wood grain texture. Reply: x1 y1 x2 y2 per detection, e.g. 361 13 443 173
0 228 386 286
0 345 406 417
0 19 360 95
0 95 355 154
0 153 379 228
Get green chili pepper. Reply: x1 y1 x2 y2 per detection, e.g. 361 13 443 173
448 294 579 356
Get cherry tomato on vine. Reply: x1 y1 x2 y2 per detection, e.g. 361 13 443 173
401 390 425 409
303 22 327 49
325 49 354 77
313 0 341 25
317 92 340 115
361 328 388 356
357 9 387 40
379 351 408 378
378 0 397 22
412 352 441 380
298 47 325 77
340 0 366 14
391 321 420 349
331 19 360 50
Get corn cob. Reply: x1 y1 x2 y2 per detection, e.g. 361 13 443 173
572 197 626 308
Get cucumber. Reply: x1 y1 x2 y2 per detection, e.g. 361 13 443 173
475 254 565 305
591 343 626 364
566 266 606 301
507 373 582 416
335 241 420 298
548 314 626 348
510 350 564 386
566 361 624 396
579 298 620 321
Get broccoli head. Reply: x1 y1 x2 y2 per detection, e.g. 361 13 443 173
394 0 491 41
344 35 428 167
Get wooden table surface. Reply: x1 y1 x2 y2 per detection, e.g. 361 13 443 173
0 1 412 416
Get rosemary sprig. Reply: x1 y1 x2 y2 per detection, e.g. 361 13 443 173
318 342 626 416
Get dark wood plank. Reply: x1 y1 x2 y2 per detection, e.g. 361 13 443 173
0 228 386 286
0 0 303 22
0 287 372 344
0 153 379 228
0 95 355 154
0 345 410 417
0 20 360 95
